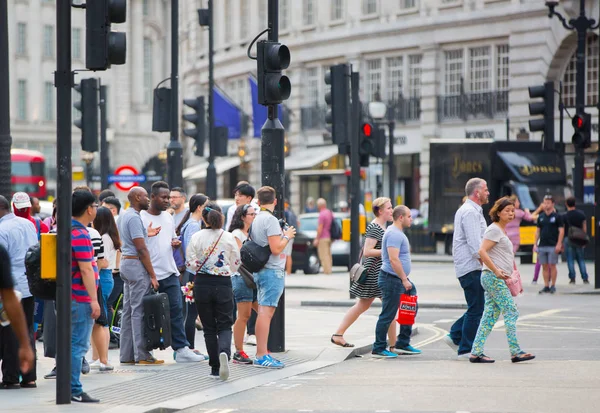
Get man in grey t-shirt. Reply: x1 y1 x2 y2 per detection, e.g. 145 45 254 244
117 187 162 365
248 186 296 369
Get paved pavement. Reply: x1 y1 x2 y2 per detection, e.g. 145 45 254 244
2 258 597 412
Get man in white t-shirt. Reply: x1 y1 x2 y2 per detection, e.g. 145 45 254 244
225 182 258 231
141 181 206 363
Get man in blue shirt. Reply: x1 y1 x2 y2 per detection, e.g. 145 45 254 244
372 205 421 358
0 195 39 388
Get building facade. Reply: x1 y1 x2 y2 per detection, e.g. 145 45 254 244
8 0 171 197
180 0 599 213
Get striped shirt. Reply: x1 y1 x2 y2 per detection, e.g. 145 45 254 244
452 199 487 278
87 226 104 260
71 219 99 303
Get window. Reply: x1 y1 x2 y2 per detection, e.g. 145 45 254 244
44 81 54 121
17 80 27 121
143 38 153 105
496 44 509 91
408 55 422 98
224 0 232 43
142 0 149 16
331 0 344 21
561 34 599 107
17 23 27 55
43 25 54 58
240 0 249 38
303 0 316 26
365 59 382 101
280 0 290 31
469 46 490 93
72 28 81 59
444 50 463 95
400 0 417 8
362 0 377 15
386 57 403 101
305 67 319 105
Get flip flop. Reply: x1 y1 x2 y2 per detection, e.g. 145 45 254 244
511 352 535 363
0 383 20 389
331 334 354 348
20 382 37 388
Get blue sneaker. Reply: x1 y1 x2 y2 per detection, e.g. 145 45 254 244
393 345 422 355
253 354 285 369
371 350 398 359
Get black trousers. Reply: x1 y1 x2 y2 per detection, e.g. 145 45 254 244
194 274 233 374
108 271 124 343
182 271 199 349
0 296 36 384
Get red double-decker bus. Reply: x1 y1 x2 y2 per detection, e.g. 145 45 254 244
11 149 47 199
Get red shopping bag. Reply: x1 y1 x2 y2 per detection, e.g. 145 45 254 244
396 294 418 325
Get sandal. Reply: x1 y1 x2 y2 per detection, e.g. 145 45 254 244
469 354 495 363
20 382 37 388
511 352 535 363
0 382 20 389
331 334 354 348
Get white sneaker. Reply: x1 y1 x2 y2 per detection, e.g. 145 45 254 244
443 335 459 352
176 347 207 363
245 334 257 346
99 363 114 372
219 352 230 381
89 359 101 369
457 353 471 361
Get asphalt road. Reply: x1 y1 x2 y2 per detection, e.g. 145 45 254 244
184 262 600 413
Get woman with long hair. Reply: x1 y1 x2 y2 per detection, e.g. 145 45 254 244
186 202 240 380
331 197 397 348
177 194 209 351
228 204 257 364
90 206 121 371
470 197 534 363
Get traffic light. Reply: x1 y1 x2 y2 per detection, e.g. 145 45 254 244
359 121 374 167
324 64 350 145
572 112 591 149
182 96 206 157
85 0 127 71
528 81 555 151
370 126 386 159
74 78 99 152
256 40 291 105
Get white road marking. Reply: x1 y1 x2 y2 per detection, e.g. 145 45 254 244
298 410 314 412
433 319 457 323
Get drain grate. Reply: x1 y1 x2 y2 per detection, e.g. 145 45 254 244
91 355 311 406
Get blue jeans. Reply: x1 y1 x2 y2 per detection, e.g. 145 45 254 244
565 240 588 281
99 269 114 318
449 270 485 355
71 300 93 396
373 271 417 353
255 268 285 307
158 274 189 351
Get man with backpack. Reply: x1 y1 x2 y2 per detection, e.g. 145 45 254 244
313 198 336 274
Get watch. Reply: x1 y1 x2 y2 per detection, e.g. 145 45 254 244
283 235 290 241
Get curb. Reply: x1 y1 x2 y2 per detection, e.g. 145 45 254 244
301 300 467 310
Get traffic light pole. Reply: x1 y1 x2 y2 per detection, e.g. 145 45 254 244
262 0 285 353
387 120 395 203
167 0 184 189
350 71 361 275
55 0 73 404
0 1 11 200
100 85 109 189
205 0 217 199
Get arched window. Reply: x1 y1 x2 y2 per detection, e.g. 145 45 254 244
561 34 598 108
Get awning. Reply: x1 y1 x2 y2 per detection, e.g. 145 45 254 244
285 145 339 171
183 156 241 181
495 151 566 184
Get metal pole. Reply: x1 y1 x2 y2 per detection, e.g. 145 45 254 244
573 0 587 203
264 0 285 353
350 71 360 272
506 118 510 141
595 5 600 289
167 0 183 189
206 0 217 199
100 85 109 189
55 0 73 404
0 1 11 200
388 121 395 203
85 162 92 188
559 81 564 151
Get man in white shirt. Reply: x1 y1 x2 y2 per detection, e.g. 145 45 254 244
225 182 258 231
169 187 188 228
141 181 206 363
445 178 488 359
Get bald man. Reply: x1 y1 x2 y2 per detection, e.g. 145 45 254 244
117 187 163 365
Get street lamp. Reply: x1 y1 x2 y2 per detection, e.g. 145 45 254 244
368 101 396 203
81 151 95 188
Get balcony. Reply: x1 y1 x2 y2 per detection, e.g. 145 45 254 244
437 90 508 122
300 105 326 131
386 97 421 123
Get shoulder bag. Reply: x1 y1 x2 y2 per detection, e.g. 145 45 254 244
505 261 523 297
349 240 368 285
566 214 589 246
240 218 272 273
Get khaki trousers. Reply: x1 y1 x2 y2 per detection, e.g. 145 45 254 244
317 238 333 274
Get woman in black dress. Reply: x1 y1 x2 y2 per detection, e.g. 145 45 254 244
331 197 395 347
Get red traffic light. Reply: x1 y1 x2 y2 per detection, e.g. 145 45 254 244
572 115 584 129
362 123 373 137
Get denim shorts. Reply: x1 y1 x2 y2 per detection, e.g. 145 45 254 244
231 274 257 303
99 268 114 317
255 267 285 307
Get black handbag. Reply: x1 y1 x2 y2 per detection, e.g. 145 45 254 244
238 265 257 289
240 223 271 273
567 215 589 246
